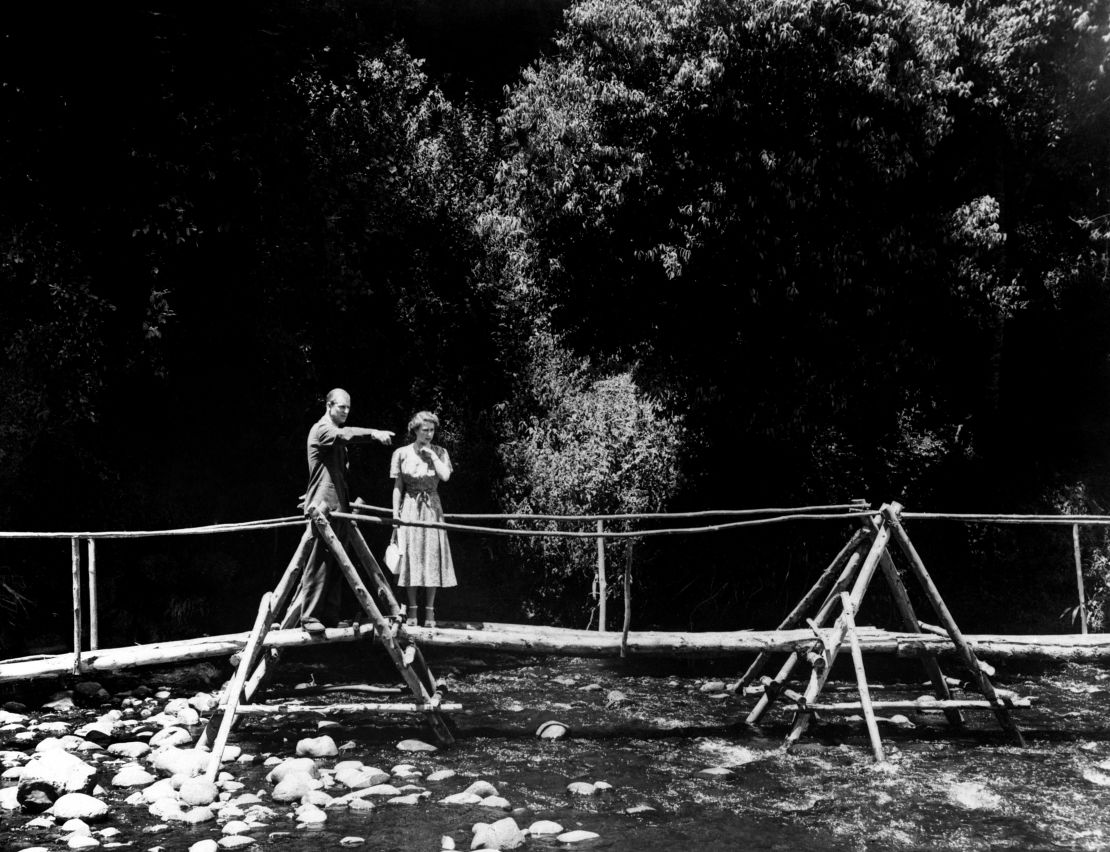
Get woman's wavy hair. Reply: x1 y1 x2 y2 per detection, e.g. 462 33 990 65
407 410 440 440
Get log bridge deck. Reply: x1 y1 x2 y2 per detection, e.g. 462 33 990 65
2 621 1107 684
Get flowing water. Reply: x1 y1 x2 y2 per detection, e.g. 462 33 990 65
4 649 1110 851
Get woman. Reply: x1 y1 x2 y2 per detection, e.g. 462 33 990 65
390 411 457 627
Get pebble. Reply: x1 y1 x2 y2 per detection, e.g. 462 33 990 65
296 805 327 824
189 841 219 852
339 839 365 847
427 769 457 782
625 804 657 814
265 758 319 783
556 830 600 843
471 816 525 850
700 681 727 693
61 817 91 834
149 727 193 748
697 766 733 778
179 778 219 806
396 739 437 752
222 819 252 835
67 836 100 849
348 797 375 811
536 721 568 740
566 781 596 795
180 806 217 824
387 793 423 805
107 742 150 760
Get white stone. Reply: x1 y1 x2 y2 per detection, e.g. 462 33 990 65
386 793 422 805
61 817 91 834
149 746 208 778
0 786 19 810
396 739 437 752
111 764 157 787
179 778 219 806
67 836 100 849
471 817 524 850
52 792 110 821
339 839 365 847
335 765 389 790
188 693 218 713
296 736 338 758
426 769 457 782
480 796 511 809
149 727 192 748
180 806 217 824
142 778 179 803
20 749 97 795
218 838 257 849
148 799 186 821
107 742 150 760
296 805 328 823
265 758 318 784
462 780 498 797
440 792 483 806
0 710 27 724
556 830 600 843
189 841 220 852
566 781 596 795
528 820 563 835
271 773 321 802
222 819 251 835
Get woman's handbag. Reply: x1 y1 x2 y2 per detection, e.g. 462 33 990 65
384 530 402 575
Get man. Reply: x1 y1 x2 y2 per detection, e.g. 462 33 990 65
288 388 394 632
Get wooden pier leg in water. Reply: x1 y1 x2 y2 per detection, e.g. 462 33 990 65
840 593 884 763
883 504 1024 747
747 538 868 724
195 528 315 752
312 511 453 746
597 520 607 633
735 528 868 691
878 550 962 728
202 593 274 780
783 509 893 750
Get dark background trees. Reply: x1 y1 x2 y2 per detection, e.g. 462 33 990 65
1 0 1108 652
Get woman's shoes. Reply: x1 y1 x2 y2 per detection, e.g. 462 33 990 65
406 606 418 628
424 607 436 629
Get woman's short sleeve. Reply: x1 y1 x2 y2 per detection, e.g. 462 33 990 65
389 447 402 479
438 447 453 476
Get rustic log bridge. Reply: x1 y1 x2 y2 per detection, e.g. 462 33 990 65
5 624 1110 683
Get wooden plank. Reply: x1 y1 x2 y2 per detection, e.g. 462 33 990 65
229 702 463 714
840 592 884 762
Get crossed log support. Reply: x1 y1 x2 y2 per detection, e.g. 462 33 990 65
193 508 455 778
743 502 1025 760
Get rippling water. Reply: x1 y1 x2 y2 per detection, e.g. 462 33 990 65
5 649 1110 851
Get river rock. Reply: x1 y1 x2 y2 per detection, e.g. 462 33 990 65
697 766 733 778
43 692 77 713
271 773 320 802
336 765 389 789
188 693 218 713
528 820 563 835
265 758 318 784
108 741 150 760
18 749 97 808
339 839 365 847
348 797 375 811
426 769 457 782
181 805 217 823
625 804 657 814
397 739 437 752
387 793 423 805
148 798 186 821
219 837 257 849
536 721 568 740
61 817 91 834
179 777 219 806
51 793 110 821
35 735 83 753
471 817 525 850
150 746 208 778
218 745 242 763
189 840 219 852
481 796 511 809
303 789 332 807
295 804 328 824
74 682 110 705
142 778 179 803
440 792 483 806
150 727 193 748
222 819 252 834
111 764 157 787
2 765 24 780
557 830 600 843
0 709 27 724
67 836 100 849
566 781 596 795
75 721 115 741
463 780 498 797
296 735 338 758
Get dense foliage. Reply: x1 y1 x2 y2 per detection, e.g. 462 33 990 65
1 0 1109 649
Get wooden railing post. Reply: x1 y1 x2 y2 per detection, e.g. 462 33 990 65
70 537 82 672
87 538 98 651
597 519 607 632
1073 524 1089 635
